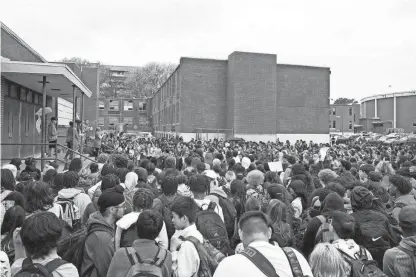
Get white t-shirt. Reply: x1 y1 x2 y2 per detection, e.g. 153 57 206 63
213 241 313 277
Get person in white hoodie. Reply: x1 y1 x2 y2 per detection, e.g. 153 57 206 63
170 196 203 277
57 171 94 225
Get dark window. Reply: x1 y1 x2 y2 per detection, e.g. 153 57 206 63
349 121 352 130
349 107 352 116
333 121 336 128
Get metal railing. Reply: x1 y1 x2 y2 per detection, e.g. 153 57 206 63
1 142 96 171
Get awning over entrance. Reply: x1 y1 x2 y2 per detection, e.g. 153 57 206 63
1 61 92 99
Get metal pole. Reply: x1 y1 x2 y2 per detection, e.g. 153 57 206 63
41 76 47 172
72 85 76 158
81 93 84 155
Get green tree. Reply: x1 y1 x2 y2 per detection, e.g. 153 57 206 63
127 62 176 98
59 57 98 67
333 98 358 104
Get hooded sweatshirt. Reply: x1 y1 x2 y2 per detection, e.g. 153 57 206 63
80 212 115 277
391 194 416 222
383 235 416 277
57 188 94 224
302 192 345 258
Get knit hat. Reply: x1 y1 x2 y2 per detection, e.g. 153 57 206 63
321 192 345 215
165 156 176 169
97 185 125 211
399 205 416 231
350 186 373 210
241 157 251 169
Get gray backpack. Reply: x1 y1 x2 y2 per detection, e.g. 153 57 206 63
124 246 168 277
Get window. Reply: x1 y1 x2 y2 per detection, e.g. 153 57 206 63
349 121 353 130
20 88 26 101
109 116 119 125
139 102 146 111
354 114 356 122
124 116 133 125
349 107 352 116
332 107 336 115
333 121 336 128
109 100 119 111
329 122 332 128
10 85 18 98
99 100 105 110
124 100 133 111
34 92 39 104
98 117 105 126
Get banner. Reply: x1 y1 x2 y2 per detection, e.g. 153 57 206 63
319 147 329 161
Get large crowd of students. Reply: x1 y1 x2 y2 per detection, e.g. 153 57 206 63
1 135 416 277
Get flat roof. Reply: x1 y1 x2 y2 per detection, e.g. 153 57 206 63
361 90 416 102
2 61 92 98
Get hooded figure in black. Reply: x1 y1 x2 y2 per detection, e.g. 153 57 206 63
350 186 396 269
302 192 345 258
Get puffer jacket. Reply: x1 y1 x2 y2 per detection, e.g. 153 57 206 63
383 235 416 277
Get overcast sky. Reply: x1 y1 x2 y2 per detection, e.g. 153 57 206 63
1 0 415 100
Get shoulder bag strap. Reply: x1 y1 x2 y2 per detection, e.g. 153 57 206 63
45 258 68 274
154 247 168 267
282 247 305 277
240 246 279 277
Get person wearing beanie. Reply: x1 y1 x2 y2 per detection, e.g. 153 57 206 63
389 174 416 222
350 186 394 268
384 205 416 277
80 186 125 277
302 192 345 258
330 211 373 277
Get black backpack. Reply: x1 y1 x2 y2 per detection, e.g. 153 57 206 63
338 246 387 277
15 258 68 277
195 202 231 255
210 193 237 239
158 195 176 240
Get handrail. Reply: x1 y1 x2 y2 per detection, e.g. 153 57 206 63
56 143 96 163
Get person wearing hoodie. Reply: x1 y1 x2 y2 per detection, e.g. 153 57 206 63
123 172 139 214
302 192 345 258
57 171 94 225
170 196 204 277
350 186 395 268
389 174 416 222
290 163 315 196
383 205 416 277
80 186 125 277
188 174 224 222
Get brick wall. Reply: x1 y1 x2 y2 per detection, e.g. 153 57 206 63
228 52 277 134
179 58 227 133
276 64 330 134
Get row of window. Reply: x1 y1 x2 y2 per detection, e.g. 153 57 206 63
97 116 148 126
4 82 44 105
331 107 353 116
330 121 353 130
98 100 146 111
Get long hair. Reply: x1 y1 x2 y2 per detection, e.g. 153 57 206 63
289 180 308 210
1 169 16 191
25 181 54 214
1 205 25 235
309 243 348 277
68 158 82 173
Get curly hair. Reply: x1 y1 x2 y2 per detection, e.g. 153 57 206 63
390 174 412 195
1 169 16 191
25 181 54 213
133 188 155 210
68 158 82 173
62 171 80 188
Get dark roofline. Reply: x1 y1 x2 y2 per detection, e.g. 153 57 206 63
277 63 330 70
1 22 48 63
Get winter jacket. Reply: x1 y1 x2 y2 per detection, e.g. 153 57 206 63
383 235 416 277
391 194 416 222
80 212 115 277
56 188 94 224
107 239 172 277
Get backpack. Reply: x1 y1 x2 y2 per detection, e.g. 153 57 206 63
55 197 81 230
158 195 176 239
57 224 112 273
315 215 337 243
179 236 224 277
397 245 416 276
123 246 168 277
210 193 237 238
240 246 307 277
14 258 68 277
338 246 387 277
195 202 231 255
